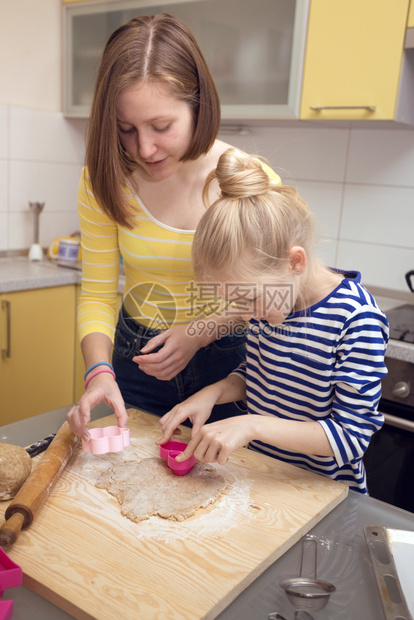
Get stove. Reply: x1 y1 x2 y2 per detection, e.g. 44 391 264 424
386 303 414 343
363 303 414 513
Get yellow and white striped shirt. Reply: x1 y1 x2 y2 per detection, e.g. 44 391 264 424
77 164 280 342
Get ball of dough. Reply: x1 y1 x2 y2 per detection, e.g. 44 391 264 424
0 443 32 500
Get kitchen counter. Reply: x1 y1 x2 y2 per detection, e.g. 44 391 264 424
1 404 414 620
0 256 125 295
0 256 79 293
1 256 413 363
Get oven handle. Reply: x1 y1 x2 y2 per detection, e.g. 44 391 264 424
380 412 414 433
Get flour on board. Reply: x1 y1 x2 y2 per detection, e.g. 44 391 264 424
96 457 227 522
71 438 254 541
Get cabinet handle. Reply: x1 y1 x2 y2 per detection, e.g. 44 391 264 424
310 105 376 112
1 299 11 359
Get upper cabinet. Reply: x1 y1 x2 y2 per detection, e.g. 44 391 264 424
63 0 414 125
300 0 412 122
63 0 309 120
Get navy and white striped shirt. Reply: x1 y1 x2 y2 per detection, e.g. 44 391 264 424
231 271 389 494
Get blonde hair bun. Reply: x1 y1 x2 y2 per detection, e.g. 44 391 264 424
216 148 273 200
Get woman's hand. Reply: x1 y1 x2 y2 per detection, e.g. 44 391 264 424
132 323 206 381
175 416 254 466
66 374 129 442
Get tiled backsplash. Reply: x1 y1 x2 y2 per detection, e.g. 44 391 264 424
1 103 414 293
0 104 86 254
225 125 414 294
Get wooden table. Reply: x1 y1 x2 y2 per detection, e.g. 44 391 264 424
0 409 348 619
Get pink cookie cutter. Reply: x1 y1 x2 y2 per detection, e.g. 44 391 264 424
0 601 13 620
0 550 22 620
82 426 130 455
0 549 22 599
159 440 197 476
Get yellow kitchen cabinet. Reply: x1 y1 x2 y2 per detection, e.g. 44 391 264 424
74 286 123 402
406 1 414 47
300 0 410 121
409 1 414 27
0 286 76 425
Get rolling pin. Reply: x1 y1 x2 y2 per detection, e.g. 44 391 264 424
0 422 79 547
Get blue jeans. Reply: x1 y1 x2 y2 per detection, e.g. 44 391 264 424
112 305 246 424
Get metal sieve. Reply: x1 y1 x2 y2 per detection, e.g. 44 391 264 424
279 537 336 613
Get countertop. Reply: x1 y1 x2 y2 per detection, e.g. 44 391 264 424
1 403 414 620
0 255 125 295
0 256 80 293
1 256 413 363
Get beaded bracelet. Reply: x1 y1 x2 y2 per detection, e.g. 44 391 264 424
84 361 114 381
84 368 116 390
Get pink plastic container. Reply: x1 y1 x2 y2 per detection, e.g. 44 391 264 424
159 440 197 476
82 426 130 455
0 600 13 620
0 549 22 598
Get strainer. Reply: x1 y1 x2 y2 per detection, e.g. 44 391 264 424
279 537 336 613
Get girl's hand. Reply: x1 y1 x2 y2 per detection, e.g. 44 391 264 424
66 374 129 442
132 324 205 381
158 387 219 444
175 416 254 466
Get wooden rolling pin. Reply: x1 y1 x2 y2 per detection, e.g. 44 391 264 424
0 422 79 547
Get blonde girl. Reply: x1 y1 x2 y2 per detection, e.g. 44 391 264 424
159 147 389 494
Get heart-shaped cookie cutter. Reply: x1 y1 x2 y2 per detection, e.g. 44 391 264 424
82 426 130 455
159 440 197 476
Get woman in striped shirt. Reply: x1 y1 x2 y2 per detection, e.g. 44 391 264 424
67 15 281 442
159 148 389 494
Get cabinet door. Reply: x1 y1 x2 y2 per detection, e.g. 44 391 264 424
0 287 76 425
409 0 414 28
64 0 309 120
300 0 410 120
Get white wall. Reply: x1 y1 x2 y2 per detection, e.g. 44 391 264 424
0 1 413 294
226 125 414 293
0 104 86 250
0 0 61 111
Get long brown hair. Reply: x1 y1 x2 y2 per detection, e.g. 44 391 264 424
86 14 221 228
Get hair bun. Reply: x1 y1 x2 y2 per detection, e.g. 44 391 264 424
216 148 272 200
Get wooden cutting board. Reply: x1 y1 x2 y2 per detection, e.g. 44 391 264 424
0 409 348 619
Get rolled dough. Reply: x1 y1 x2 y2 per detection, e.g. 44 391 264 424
96 457 227 522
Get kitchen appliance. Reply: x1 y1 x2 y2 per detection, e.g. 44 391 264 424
364 526 413 620
28 202 45 262
364 304 414 513
405 270 414 293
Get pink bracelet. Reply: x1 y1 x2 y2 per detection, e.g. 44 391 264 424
84 367 116 389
